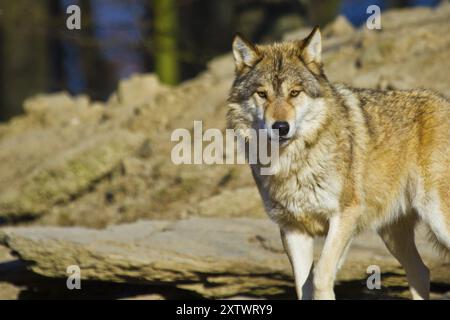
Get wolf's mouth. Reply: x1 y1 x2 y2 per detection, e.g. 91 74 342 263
277 136 292 146
268 135 291 143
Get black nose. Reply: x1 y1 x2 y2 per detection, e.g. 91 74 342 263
272 121 290 137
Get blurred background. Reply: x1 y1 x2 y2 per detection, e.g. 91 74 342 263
0 0 441 122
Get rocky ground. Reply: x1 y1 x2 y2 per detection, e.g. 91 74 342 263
0 219 449 299
0 4 449 299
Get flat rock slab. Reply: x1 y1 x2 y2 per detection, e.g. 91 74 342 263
0 218 446 298
0 218 292 297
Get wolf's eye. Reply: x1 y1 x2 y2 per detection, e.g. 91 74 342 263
256 91 267 99
290 90 300 97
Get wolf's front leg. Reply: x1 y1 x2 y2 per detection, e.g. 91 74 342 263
313 212 357 300
280 228 314 300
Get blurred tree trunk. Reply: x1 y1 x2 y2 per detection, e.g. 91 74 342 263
389 0 409 7
0 0 49 121
153 0 179 85
306 0 341 26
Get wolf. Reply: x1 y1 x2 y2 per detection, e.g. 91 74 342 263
227 26 450 300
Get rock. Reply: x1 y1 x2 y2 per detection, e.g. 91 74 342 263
1 93 105 140
114 74 169 107
0 130 144 220
206 54 234 80
0 282 20 299
0 245 21 299
0 218 448 299
195 187 265 218
0 218 291 298
122 157 151 177
283 27 313 41
322 15 354 38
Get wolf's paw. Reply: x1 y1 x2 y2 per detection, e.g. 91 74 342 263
313 290 336 300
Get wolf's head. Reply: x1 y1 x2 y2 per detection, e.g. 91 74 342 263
228 27 334 145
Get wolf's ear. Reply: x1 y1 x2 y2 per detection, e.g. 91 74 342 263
301 26 322 65
232 33 260 71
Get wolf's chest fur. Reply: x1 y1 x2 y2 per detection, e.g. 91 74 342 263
252 134 345 233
